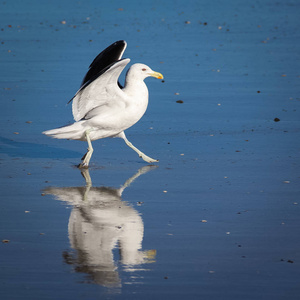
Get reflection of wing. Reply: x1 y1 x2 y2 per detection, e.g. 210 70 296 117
71 58 130 121
44 187 86 205
81 40 127 87
43 186 121 206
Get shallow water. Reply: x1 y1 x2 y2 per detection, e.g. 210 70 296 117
1 0 300 299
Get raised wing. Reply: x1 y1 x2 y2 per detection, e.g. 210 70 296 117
72 58 130 121
81 40 127 87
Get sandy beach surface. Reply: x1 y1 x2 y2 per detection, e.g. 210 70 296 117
1 1 300 299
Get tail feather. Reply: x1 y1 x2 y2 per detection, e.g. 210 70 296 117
43 122 85 140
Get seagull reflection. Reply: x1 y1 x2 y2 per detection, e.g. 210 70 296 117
44 166 157 288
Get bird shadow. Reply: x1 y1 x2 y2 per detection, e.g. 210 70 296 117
0 136 80 159
43 165 158 288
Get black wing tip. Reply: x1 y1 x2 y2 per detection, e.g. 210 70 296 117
114 40 127 46
88 40 127 68
81 40 128 87
114 40 127 52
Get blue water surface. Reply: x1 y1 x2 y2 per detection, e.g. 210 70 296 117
1 0 300 299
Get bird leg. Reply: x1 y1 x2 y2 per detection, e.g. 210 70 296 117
80 169 92 201
81 168 92 187
78 130 94 168
117 131 158 163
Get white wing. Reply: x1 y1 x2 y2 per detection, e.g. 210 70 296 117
72 58 130 121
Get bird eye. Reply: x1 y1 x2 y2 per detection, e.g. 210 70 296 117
142 68 147 71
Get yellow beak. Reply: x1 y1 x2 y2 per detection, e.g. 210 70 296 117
150 71 164 80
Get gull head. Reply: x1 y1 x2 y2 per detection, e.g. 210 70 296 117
127 63 163 81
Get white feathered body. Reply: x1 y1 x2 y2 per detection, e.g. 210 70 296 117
43 61 150 141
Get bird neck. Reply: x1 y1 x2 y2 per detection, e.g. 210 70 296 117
123 77 148 98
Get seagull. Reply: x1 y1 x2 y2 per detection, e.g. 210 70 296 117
43 40 163 168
